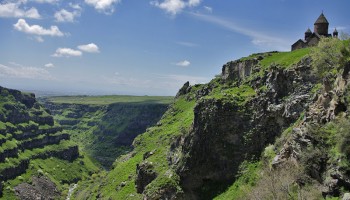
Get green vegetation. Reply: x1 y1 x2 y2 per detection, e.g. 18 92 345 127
310 38 350 78
260 48 310 68
42 95 173 105
207 83 256 105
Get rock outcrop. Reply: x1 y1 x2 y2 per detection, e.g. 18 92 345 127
135 161 157 193
14 176 60 200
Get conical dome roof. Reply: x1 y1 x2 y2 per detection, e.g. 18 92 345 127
314 13 329 24
305 28 312 33
333 28 338 33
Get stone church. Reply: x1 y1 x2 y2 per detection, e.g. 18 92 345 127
291 13 338 51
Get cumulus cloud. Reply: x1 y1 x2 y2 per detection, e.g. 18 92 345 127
44 63 54 68
0 63 53 80
52 48 82 57
0 2 40 19
151 0 202 15
13 19 65 37
85 0 121 13
54 9 80 22
77 43 100 53
175 60 190 67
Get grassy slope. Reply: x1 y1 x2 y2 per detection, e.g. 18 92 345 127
260 48 310 68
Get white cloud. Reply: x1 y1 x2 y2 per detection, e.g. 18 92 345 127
85 0 121 13
44 63 54 68
190 12 291 51
69 3 82 10
175 60 190 67
54 9 80 22
204 6 212 13
52 48 82 57
77 43 100 53
0 63 53 80
151 0 202 15
14 19 65 37
0 2 40 19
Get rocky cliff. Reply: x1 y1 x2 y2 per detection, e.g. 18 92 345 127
74 38 350 199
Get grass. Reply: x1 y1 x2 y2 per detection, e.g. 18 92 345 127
207 83 256 105
260 48 310 68
41 95 174 105
0 139 18 153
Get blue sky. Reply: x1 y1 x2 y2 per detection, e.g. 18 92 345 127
0 0 350 96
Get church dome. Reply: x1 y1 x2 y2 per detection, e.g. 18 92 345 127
314 12 329 36
314 13 329 24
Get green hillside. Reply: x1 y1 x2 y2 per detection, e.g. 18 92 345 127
0 87 99 199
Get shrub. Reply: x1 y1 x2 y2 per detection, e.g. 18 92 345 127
310 38 344 78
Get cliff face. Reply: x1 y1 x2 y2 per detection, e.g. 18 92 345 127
169 56 316 199
0 86 97 199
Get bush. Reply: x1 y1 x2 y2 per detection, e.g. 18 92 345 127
310 38 344 78
248 161 322 200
